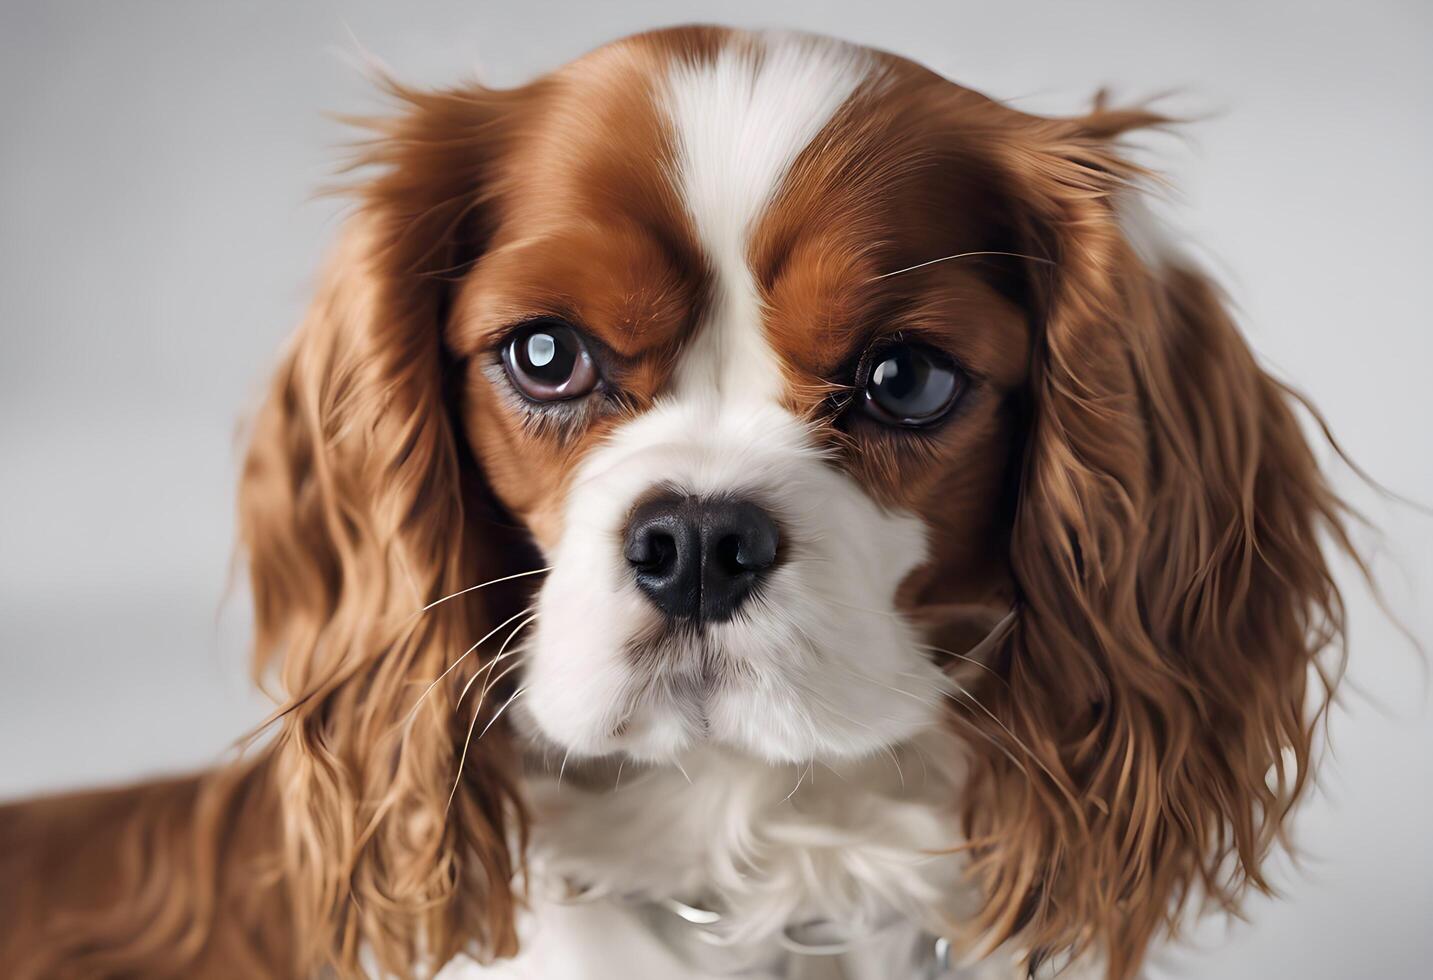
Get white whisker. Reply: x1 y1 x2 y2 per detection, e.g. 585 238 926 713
862 674 944 710
448 697 486 813
868 250 1054 282
782 759 814 803
412 567 549 617
404 606 533 726
944 685 1062 788
456 613 537 709
475 636 535 708
446 657 528 812
921 644 1005 681
478 686 528 741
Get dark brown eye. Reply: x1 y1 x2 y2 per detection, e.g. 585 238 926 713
502 321 598 401
861 342 966 426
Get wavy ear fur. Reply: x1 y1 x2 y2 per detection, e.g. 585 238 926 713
238 80 536 976
954 107 1356 978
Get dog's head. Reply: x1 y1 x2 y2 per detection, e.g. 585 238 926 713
240 26 1351 978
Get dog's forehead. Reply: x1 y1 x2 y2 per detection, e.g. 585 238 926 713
656 32 877 403
483 30 960 363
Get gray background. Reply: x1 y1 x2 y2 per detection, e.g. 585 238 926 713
2 2 1429 977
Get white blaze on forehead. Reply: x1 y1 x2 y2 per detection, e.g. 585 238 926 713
662 34 872 401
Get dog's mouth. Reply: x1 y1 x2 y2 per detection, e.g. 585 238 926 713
615 627 753 734
621 618 755 675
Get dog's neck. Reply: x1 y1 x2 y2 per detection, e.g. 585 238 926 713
518 730 980 954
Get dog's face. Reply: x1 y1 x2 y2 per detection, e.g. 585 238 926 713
240 26 1351 978
448 33 1027 763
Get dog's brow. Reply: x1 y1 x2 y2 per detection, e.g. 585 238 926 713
867 250 1055 283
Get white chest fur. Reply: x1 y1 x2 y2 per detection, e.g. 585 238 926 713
434 734 1047 979
436 896 971 980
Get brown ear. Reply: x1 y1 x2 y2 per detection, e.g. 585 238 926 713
238 81 535 976
954 110 1356 977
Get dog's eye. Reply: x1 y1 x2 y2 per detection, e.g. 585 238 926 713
861 342 966 426
502 321 598 401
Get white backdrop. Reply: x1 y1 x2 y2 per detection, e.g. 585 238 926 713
2 2 1429 977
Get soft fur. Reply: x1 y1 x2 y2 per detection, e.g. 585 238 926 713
0 26 1357 980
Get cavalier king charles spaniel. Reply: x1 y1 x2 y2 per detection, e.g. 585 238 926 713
1 25 1355 980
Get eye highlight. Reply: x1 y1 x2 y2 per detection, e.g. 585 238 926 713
860 342 967 427
501 320 599 402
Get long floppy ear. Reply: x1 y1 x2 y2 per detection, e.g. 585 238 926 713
954 107 1357 978
239 81 536 976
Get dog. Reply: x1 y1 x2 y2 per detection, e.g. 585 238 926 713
0 25 1354 980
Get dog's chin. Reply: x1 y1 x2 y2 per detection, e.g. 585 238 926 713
514 628 947 767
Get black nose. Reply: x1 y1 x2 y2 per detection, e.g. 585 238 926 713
622 494 780 623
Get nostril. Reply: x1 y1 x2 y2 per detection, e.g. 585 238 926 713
627 529 676 573
715 502 779 576
713 533 745 577
621 527 676 573
714 526 776 576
